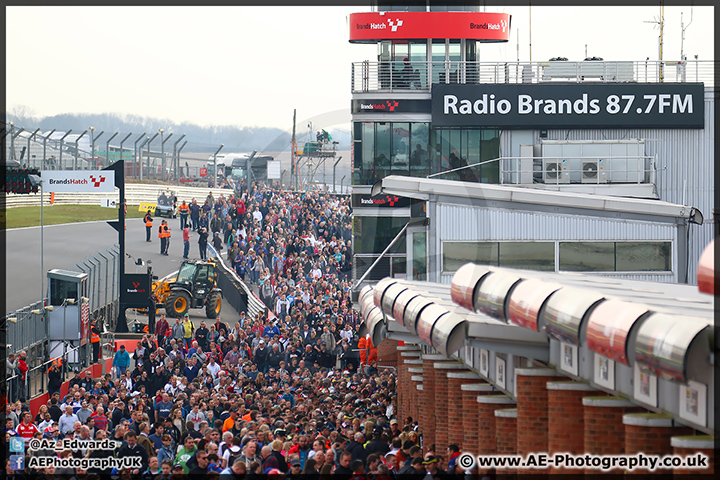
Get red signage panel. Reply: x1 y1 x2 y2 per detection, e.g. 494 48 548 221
349 12 511 43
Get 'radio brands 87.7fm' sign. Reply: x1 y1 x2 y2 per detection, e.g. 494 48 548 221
431 83 705 129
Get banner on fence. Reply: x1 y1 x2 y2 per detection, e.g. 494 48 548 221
41 170 116 193
101 198 117 208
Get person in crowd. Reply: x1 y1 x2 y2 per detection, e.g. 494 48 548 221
11 184 413 478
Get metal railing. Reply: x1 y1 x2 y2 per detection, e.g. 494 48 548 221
353 253 407 285
6 300 48 359
428 155 656 186
352 60 716 92
6 333 115 402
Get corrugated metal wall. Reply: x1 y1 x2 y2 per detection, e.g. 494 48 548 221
500 87 714 283
437 205 678 241
436 204 679 284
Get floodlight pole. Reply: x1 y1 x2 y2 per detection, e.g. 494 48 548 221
74 130 87 170
11 126 25 161
28 128 41 168
105 132 119 167
58 130 73 170
119 132 132 171
172 134 186 184
213 144 224 188
42 129 56 169
160 130 173 182
134 132 147 180
145 133 159 180
91 128 105 168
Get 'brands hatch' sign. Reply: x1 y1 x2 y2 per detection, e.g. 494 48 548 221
431 83 705 129
41 170 116 193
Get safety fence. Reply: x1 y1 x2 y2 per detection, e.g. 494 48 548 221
73 245 121 318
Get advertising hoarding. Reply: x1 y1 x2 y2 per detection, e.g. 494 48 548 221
349 11 511 43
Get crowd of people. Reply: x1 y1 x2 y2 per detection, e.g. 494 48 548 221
4 182 466 479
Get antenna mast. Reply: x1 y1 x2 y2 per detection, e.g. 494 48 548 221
680 7 693 61
644 2 665 82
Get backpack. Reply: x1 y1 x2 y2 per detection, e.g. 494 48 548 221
228 447 243 467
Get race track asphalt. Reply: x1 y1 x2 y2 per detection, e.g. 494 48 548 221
6 217 241 323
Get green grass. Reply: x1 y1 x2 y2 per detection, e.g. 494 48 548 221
5 205 146 229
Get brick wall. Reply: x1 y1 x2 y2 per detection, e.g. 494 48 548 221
460 383 496 454
582 396 644 474
376 337 399 368
433 362 470 453
420 354 448 449
546 382 598 474
494 408 518 477
477 394 516 474
624 413 693 475
403 357 423 424
446 372 484 452
515 368 560 474
398 348 422 422
671 435 715 475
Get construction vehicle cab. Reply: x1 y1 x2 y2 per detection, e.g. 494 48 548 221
157 260 222 318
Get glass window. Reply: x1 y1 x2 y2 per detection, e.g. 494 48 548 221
559 241 672 272
480 130 500 183
430 128 499 182
409 41 427 89
410 122 430 177
431 40 446 84
361 123 375 185
353 217 409 254
412 231 427 280
499 242 555 271
559 242 615 271
392 123 410 175
374 123 392 182
442 242 498 272
616 242 671 272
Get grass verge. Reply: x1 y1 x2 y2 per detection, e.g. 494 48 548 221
5 205 145 229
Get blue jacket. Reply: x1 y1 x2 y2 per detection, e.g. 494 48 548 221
113 350 130 368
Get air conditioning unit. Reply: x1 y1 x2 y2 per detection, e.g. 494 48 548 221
543 159 570 184
581 159 608 184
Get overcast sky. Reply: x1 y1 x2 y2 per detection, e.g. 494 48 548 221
6 5 714 130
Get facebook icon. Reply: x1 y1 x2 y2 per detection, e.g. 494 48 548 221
9 455 24 471
9 437 25 452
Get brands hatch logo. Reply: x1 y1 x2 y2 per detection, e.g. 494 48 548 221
501 19 507 32
360 195 400 206
388 19 403 32
89 175 106 188
127 281 146 294
385 101 399 111
359 100 400 111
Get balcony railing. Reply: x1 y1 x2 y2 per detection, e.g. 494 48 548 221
351 60 716 93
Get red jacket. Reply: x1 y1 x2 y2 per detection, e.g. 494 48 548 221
155 318 169 337
17 358 28 381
